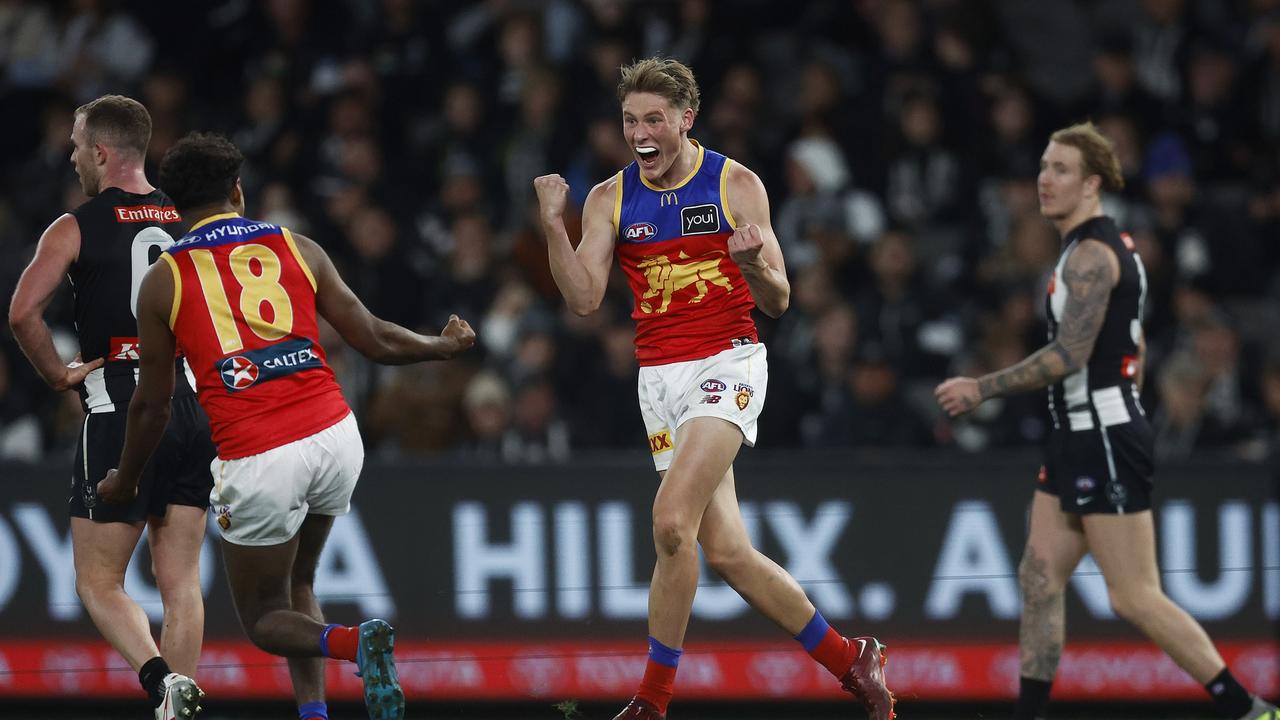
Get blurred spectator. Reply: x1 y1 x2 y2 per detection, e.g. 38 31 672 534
1088 31 1163 135
853 229 957 379
1152 351 1212 460
1145 131 1264 296
0 346 41 461
1129 0 1190 104
460 370 513 461
57 0 156 102
883 88 970 282
804 341 930 447
0 0 61 88
502 376 570 464
775 135 884 271
1248 353 1280 463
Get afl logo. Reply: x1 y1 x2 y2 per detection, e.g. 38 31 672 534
220 355 260 391
700 378 726 392
625 222 657 241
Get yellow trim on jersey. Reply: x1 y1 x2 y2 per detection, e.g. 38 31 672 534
720 157 738 229
611 171 623 234
281 227 317 292
189 212 240 232
160 252 182 329
638 140 705 191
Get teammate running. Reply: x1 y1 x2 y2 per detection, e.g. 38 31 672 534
534 57 894 720
936 121 1277 720
9 95 211 720
97 132 475 720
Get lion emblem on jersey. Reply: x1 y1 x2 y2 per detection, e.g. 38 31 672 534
637 250 734 314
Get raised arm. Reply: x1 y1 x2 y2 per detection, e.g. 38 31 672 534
8 214 103 389
534 173 616 316
97 260 177 502
936 238 1119 416
723 162 789 318
296 232 475 364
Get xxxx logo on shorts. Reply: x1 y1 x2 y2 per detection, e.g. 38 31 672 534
648 430 673 455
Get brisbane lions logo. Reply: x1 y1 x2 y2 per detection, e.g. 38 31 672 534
636 251 734 314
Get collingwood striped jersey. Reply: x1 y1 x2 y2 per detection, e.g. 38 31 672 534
1046 215 1148 432
67 187 196 413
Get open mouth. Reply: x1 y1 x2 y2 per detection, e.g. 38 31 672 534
636 146 659 168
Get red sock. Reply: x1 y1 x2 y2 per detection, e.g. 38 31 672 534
808 627 853 679
635 658 678 714
321 625 359 662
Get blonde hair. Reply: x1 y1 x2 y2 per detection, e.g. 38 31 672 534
617 57 700 114
1050 121 1124 193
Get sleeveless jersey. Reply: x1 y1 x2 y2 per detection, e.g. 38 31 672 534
1046 215 1148 432
614 142 757 366
162 213 350 459
68 187 195 413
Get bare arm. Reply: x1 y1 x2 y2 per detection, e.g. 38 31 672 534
97 261 176 501
297 233 475 364
724 162 789 318
534 173 616 316
936 239 1119 416
8 214 103 389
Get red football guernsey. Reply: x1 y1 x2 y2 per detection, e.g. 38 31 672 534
613 142 757 366
161 213 350 459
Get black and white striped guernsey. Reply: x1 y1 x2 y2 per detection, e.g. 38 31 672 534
1045 215 1148 433
67 187 195 413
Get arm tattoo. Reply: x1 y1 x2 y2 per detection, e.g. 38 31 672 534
977 240 1116 400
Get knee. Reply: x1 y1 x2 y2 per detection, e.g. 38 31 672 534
74 571 119 603
1018 550 1064 602
651 510 694 559
1107 585 1155 623
702 538 750 580
154 569 201 603
246 616 276 650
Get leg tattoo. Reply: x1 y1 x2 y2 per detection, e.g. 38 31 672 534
1019 547 1065 682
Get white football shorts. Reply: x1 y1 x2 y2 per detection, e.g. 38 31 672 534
209 412 363 546
637 342 768 471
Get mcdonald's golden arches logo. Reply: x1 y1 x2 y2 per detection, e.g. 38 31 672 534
660 192 679 207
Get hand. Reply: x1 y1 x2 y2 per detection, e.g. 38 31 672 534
935 377 982 417
533 174 570 220
728 224 766 269
54 354 104 391
97 469 138 505
441 314 476 357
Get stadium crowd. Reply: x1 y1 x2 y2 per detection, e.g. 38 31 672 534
1 0 1279 464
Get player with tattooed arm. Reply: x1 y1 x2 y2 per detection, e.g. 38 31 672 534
935 122 1276 720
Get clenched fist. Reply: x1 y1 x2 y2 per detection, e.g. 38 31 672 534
441 314 477 358
533 174 570 220
97 468 138 505
728 223 766 269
